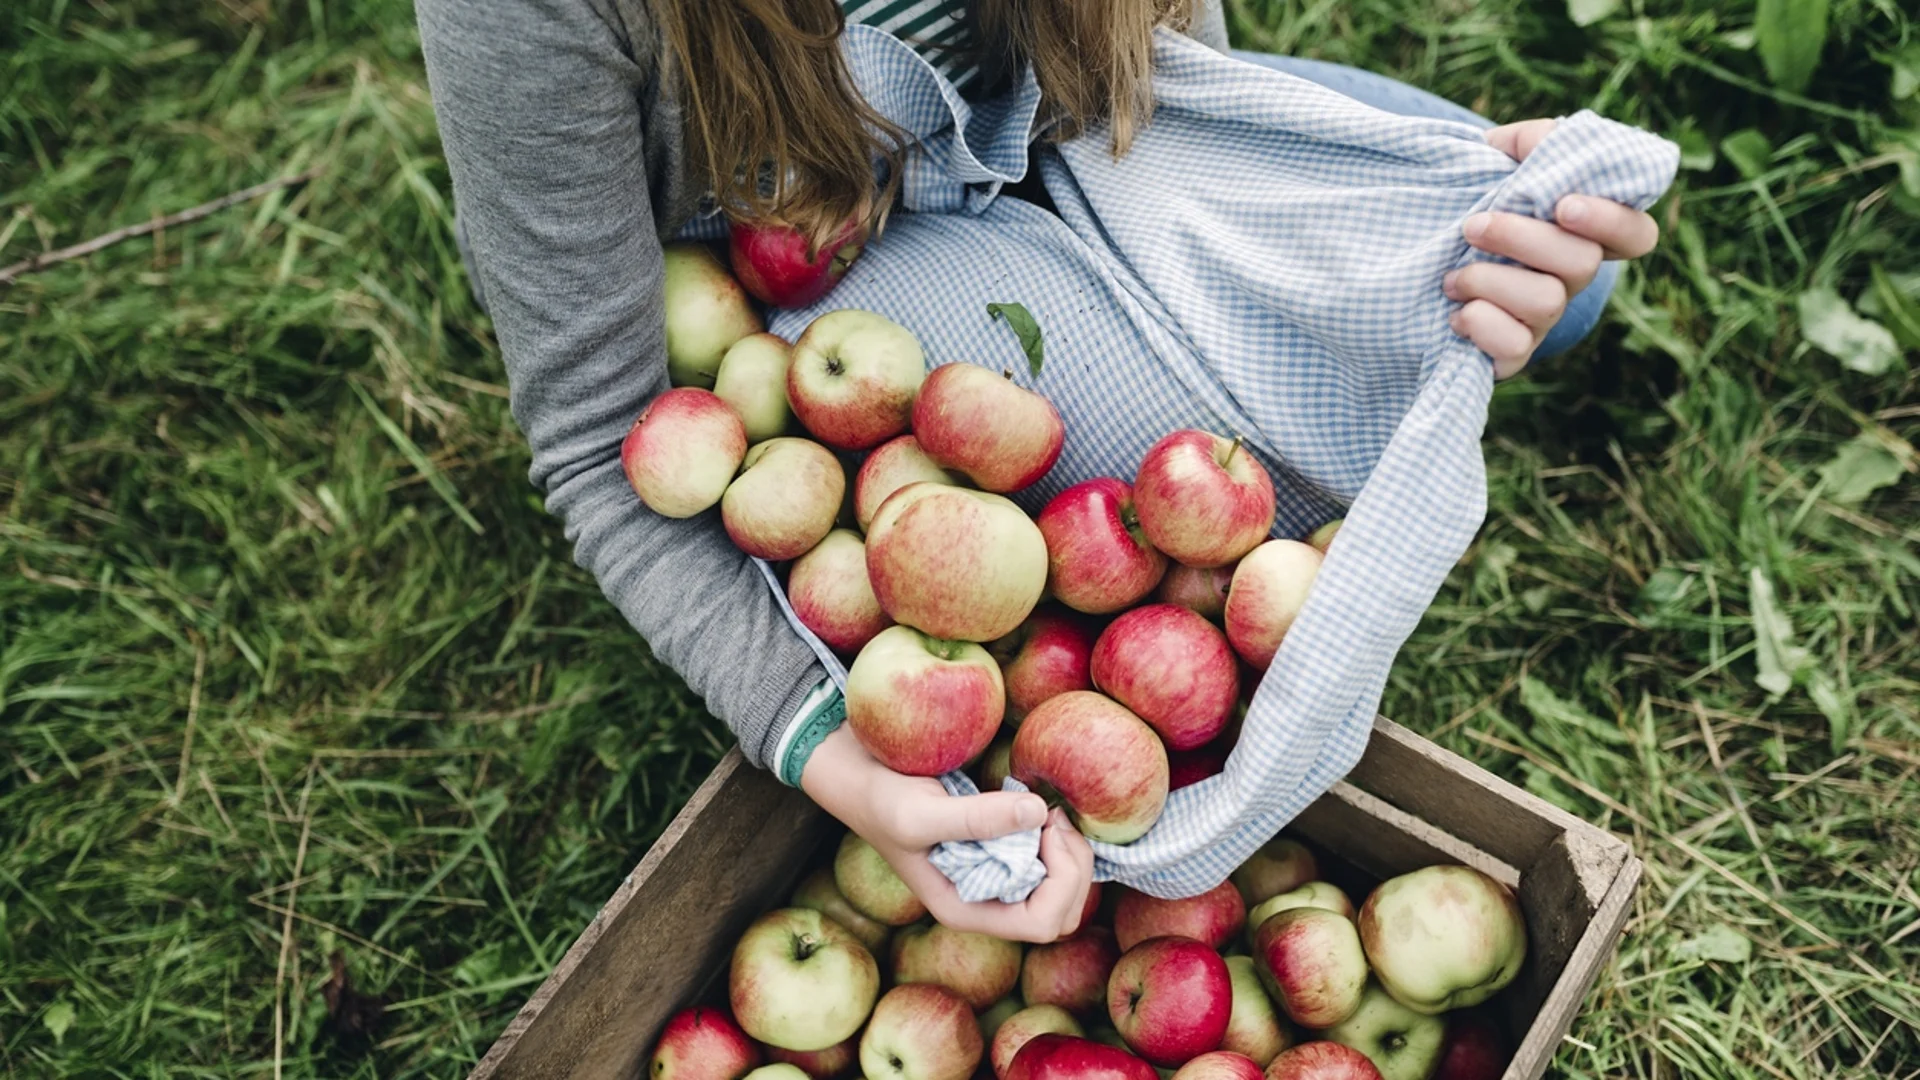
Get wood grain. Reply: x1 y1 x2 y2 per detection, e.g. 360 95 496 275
1506 854 1643 1079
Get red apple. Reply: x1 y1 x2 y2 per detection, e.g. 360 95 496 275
713 332 796 442
1251 909 1368 1029
1247 883 1355 946
1305 519 1342 555
1168 743 1229 790
730 217 867 309
1133 431 1276 569
650 1006 761 1080
1011 692 1169 845
1005 1035 1158 1080
730 908 879 1051
860 983 983 1080
767 1034 858 1080
992 1005 1085 1080
789 309 926 450
1357 866 1526 1014
854 434 966 531
989 608 1097 723
866 483 1048 642
1231 838 1320 907
722 437 846 560
788 529 892 655
1021 926 1121 1019
912 363 1064 493
791 866 891 954
1262 1043 1383 1080
1221 956 1292 1066
1091 605 1239 751
1155 562 1236 622
834 833 927 926
1431 1013 1510 1080
892 921 1023 1011
846 625 1005 776
1074 883 1104 935
663 243 763 388
1113 881 1246 952
1108 936 1232 1067
1036 479 1168 615
621 387 747 518
1172 1052 1266 1080
1223 541 1323 671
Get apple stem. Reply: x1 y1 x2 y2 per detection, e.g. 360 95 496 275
1223 434 1245 467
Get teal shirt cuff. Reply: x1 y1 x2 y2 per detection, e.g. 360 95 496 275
777 680 846 788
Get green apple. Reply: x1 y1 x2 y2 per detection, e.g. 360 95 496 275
1321 982 1445 1080
1357 865 1527 1014
664 244 762 388
729 908 879 1052
1247 882 1356 948
713 332 795 442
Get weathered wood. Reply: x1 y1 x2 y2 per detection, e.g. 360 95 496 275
1290 781 1520 888
470 752 827 1080
1505 853 1642 1079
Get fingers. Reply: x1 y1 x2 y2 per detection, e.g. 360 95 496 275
1485 118 1557 162
1444 262 1567 331
1463 212 1604 295
1451 299 1536 379
895 789 1050 849
1038 809 1097 938
1555 195 1660 261
899 810 1097 944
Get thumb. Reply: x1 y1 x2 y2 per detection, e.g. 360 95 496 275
909 790 1049 847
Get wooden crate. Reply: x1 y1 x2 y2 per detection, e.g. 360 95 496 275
470 717 1640 1080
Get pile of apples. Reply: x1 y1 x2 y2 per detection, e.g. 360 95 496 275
624 241 1342 845
651 831 1526 1080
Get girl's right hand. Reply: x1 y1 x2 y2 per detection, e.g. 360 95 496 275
801 724 1095 944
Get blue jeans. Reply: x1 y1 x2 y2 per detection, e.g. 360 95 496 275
1233 52 1619 360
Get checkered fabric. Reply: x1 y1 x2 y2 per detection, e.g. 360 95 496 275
740 25 1678 902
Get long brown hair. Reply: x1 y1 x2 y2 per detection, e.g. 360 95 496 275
652 0 1197 244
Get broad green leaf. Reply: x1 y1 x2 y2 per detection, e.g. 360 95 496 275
1807 670 1854 754
1755 0 1829 93
1674 126 1716 172
1870 263 1920 350
1797 287 1901 375
1674 924 1753 964
1519 676 1630 745
1818 435 1906 504
1567 0 1620 28
1721 129 1772 180
1889 43 1920 100
1748 567 1806 698
987 302 1045 377
43 1001 75 1045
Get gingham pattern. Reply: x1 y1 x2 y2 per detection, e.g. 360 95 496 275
740 26 1678 902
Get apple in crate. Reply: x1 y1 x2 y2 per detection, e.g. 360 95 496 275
621 388 747 518
1171 1051 1266 1080
861 983 984 1080
1320 983 1444 1080
866 483 1048 642
789 309 926 450
990 608 1097 723
834 833 927 926
1092 604 1240 751
980 996 1024 1045
912 363 1065 492
1358 865 1526 1014
892 922 1023 1010
730 217 867 309
1262 1043 1384 1080
712 333 797 443
649 1006 761 1080
1022 926 1121 1018
1224 541 1323 670
992 1005 1085 1080
1251 908 1367 1029
1006 1035 1158 1080
1306 519 1342 554
1431 1013 1510 1080
767 1034 859 1080
743 1066 811 1080
729 908 878 1051
846 626 1005 776
1036 478 1168 614
1108 936 1232 1066
1155 561 1235 621
1133 430 1276 569
1247 883 1355 945
1011 692 1169 845
663 244 764 389
1113 880 1245 952
1231 837 1319 907
973 731 1015 791
1168 743 1229 790
790 866 891 953
788 529 892 655
855 434 965 530
721 437 846 560
1221 955 1291 1066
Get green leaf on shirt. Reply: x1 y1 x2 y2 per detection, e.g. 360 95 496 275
988 302 1045 377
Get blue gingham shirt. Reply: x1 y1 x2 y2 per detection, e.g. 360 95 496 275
730 26 1678 902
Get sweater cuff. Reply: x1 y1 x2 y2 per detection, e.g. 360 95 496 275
774 678 846 787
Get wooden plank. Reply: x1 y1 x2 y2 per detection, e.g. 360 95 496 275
1498 829 1623 1032
470 752 827 1080
1504 854 1642 1080
1290 781 1520 888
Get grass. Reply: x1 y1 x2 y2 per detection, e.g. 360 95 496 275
0 0 1914 1075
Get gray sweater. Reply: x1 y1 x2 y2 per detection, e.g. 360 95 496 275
414 0 1230 768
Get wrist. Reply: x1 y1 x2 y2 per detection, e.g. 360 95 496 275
775 678 845 788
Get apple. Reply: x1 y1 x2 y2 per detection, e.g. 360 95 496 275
854 434 966 531
730 217 867 309
1357 866 1526 1015
713 333 797 442
1261 1043 1383 1080
993 1005 1086 1079
1247 883 1356 948
1171 1052 1266 1080
845 625 1005 776
721 437 846 560
1108 936 1232 1067
1320 984 1444 1080
834 833 927 926
1221 956 1291 1066
1251 909 1367 1029
912 363 1065 493
1168 744 1229 791
1223 541 1323 671
1022 926 1121 1018
972 730 1016 791
1431 1013 1510 1080
892 921 1024 1010
1113 881 1245 952
990 608 1097 723
649 1006 762 1080
1155 562 1236 622
1006 1035 1159 1080
1305 520 1342 555
790 866 891 953
788 309 926 450
981 997 1025 1045
663 243 764 388
1133 431 1276 569
861 983 984 1080
743 1066 811 1080
1091 605 1240 751
1087 1028 1131 1053
866 483 1048 641
1011 691 1169 845
1036 479 1168 615
767 1034 859 1080
1231 838 1319 907
621 388 748 518
729 908 879 1051
787 529 892 654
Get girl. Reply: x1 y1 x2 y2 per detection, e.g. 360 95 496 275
415 0 1659 944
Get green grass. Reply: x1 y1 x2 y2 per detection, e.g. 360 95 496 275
1 0 1915 1075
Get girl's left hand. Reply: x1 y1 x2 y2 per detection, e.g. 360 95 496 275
1447 118 1662 379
